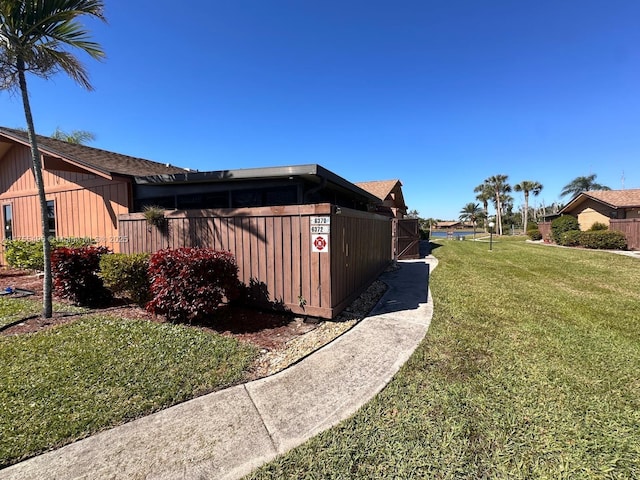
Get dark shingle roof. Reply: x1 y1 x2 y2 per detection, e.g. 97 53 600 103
0 127 187 177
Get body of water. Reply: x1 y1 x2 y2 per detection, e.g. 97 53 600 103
429 230 478 238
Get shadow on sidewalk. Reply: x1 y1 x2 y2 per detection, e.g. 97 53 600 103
372 260 430 316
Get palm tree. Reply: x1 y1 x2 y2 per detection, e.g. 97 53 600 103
0 0 106 318
478 175 511 235
51 127 96 144
459 202 482 238
474 184 493 233
560 174 610 198
514 180 543 233
423 218 438 237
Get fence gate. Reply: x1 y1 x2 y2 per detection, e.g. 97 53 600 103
394 218 420 260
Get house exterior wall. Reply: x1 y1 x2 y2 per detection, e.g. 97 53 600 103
624 208 640 219
118 203 391 318
577 208 610 230
564 198 615 230
0 144 131 264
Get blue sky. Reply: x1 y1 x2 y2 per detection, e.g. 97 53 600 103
2 0 640 220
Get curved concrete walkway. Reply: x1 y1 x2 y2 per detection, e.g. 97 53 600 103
1 256 437 480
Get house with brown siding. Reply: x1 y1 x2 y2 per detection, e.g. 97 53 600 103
0 127 186 256
1 127 381 257
1 127 394 316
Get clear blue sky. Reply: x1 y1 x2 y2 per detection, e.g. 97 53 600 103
2 0 640 220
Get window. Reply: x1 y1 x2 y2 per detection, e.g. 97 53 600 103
2 204 12 240
47 200 56 238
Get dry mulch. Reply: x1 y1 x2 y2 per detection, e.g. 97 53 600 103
1 268 388 376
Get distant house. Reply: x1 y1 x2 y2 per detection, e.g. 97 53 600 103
355 179 408 218
559 189 640 229
435 220 462 230
355 179 421 259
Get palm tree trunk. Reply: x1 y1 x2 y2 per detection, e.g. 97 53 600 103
18 62 53 318
523 191 529 233
483 202 488 233
495 193 503 235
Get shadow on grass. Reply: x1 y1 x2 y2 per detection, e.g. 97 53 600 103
420 240 442 257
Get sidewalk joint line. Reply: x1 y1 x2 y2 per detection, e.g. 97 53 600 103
243 384 279 454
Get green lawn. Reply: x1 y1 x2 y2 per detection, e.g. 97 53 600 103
0 296 40 328
0 297 87 328
0 315 257 467
247 238 640 479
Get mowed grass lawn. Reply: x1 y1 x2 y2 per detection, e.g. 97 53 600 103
0 297 87 329
0 315 257 468
248 238 640 479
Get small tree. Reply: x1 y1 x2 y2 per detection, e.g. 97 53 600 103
0 0 106 318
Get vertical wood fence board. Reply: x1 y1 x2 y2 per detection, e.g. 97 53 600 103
300 216 312 310
282 217 293 305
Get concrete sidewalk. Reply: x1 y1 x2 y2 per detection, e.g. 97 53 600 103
1 257 437 480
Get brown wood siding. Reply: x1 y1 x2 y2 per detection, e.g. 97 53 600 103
610 219 640 250
0 144 132 265
118 204 392 318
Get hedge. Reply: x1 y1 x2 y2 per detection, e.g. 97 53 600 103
99 253 151 305
3 238 95 270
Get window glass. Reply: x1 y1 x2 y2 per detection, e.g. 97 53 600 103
47 200 56 238
3 204 12 240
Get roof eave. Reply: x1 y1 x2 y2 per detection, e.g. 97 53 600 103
0 128 113 179
134 164 381 204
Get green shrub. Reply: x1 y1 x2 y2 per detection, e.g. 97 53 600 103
579 230 627 250
526 221 538 231
3 238 95 270
527 229 542 241
550 215 580 244
99 253 151 305
559 230 582 247
589 222 608 231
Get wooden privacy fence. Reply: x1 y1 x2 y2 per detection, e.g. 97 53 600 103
538 222 552 241
393 218 420 259
610 218 640 251
118 203 392 318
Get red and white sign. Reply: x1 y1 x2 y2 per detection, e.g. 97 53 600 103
312 234 329 253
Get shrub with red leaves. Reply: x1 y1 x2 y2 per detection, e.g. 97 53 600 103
51 246 113 307
145 247 241 323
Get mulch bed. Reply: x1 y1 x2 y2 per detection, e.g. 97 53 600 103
0 268 318 351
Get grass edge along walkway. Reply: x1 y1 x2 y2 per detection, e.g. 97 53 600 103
246 239 640 479
0 315 257 468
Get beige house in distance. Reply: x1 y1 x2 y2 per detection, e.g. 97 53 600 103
559 189 640 230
